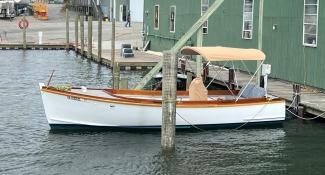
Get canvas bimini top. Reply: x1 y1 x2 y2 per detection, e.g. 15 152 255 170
181 46 265 61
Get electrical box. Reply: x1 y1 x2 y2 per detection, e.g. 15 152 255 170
262 64 271 76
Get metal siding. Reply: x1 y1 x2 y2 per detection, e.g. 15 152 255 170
144 0 325 89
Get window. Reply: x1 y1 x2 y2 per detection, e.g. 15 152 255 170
242 0 254 39
154 5 159 30
303 0 319 47
170 6 176 33
201 0 209 34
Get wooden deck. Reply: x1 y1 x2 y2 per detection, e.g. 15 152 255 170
74 45 162 70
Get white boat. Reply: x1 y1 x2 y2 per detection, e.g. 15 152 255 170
39 46 286 130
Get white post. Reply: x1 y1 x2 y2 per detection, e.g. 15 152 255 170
38 31 43 44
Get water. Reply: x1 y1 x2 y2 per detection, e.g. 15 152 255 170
1 50 325 174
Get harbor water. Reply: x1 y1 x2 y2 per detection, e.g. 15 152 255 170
1 50 325 174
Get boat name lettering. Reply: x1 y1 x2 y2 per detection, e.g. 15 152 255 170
67 96 82 101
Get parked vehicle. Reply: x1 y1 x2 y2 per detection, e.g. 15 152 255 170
0 0 15 19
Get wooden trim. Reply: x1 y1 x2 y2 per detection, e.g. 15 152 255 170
42 87 284 108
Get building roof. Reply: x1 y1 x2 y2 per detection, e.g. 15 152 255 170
181 46 265 61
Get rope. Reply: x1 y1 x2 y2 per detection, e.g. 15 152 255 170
234 98 271 130
176 112 206 132
286 93 325 121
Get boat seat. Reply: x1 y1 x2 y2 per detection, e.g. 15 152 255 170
238 84 265 98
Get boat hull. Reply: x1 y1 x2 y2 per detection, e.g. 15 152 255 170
40 88 286 130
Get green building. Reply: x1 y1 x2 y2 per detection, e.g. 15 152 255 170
143 0 325 89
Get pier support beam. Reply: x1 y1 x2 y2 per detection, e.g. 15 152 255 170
162 51 177 151
113 62 120 89
87 16 93 59
98 14 102 63
66 8 69 50
22 15 26 50
80 16 84 56
75 13 79 52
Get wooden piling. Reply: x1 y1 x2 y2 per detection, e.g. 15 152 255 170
298 106 305 118
98 13 102 63
119 78 128 89
111 18 116 67
111 18 118 89
75 13 79 52
293 84 301 113
113 62 120 89
186 72 193 90
80 16 84 56
66 8 69 50
162 51 177 151
87 16 93 59
228 68 235 90
22 15 26 50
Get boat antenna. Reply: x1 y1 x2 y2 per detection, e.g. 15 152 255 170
47 70 55 86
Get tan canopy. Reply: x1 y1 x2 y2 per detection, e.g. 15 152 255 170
181 46 265 61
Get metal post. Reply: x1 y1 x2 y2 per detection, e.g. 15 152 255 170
161 51 177 151
203 62 209 82
196 28 203 77
66 8 70 50
256 0 264 85
75 13 79 52
22 15 26 50
80 15 84 55
87 16 93 59
98 13 103 62
229 68 235 90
